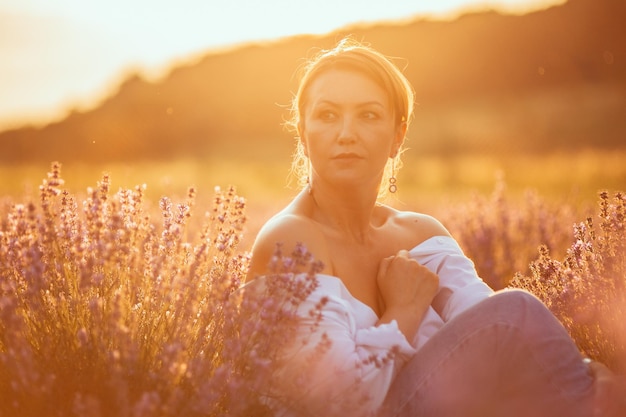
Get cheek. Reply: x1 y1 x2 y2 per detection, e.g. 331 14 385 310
300 121 332 150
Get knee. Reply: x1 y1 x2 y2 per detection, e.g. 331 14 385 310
491 288 542 305
487 289 550 324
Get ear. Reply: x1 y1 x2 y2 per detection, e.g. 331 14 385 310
390 122 408 158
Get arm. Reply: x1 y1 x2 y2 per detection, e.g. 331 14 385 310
375 250 440 343
375 211 452 336
396 212 493 321
410 236 494 321
260 276 416 416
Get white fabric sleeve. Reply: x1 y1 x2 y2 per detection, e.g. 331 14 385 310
240 275 416 417
409 236 494 321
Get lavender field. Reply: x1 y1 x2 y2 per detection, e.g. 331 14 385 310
0 162 624 416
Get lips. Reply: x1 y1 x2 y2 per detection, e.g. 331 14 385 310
332 152 363 160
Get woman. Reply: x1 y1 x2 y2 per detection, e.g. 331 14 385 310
243 38 623 416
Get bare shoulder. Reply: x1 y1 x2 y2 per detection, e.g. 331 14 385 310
395 210 451 236
246 211 329 281
380 205 452 247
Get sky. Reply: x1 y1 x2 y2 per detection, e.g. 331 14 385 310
0 0 564 130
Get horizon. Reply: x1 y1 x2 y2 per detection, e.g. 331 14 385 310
0 0 564 131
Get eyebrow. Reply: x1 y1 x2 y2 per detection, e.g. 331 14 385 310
313 99 386 108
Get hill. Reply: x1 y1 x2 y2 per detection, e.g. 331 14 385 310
1 0 624 164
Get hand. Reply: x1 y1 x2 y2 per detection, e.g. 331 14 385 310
376 250 439 340
587 359 626 417
377 249 439 311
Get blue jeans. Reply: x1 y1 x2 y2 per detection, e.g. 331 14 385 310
380 290 595 417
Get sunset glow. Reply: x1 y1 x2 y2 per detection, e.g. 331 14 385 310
1 0 565 129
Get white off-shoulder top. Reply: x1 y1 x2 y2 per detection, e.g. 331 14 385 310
239 236 494 417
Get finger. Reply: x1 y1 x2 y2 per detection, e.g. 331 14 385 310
378 257 392 277
396 249 410 258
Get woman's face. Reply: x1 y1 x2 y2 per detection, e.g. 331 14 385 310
299 68 406 191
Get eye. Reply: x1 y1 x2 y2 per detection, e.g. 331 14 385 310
361 111 380 120
316 109 337 121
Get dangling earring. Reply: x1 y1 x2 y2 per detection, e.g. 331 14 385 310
388 157 397 193
306 161 313 195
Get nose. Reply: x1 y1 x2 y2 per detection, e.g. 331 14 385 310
337 116 357 144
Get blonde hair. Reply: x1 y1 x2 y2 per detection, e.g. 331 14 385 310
286 37 415 196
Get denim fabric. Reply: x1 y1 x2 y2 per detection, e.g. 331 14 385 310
380 289 595 417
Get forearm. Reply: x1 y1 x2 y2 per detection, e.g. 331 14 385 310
432 288 452 317
376 303 430 343
409 237 494 321
275 295 417 415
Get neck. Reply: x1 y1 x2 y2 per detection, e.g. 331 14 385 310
307 181 380 244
